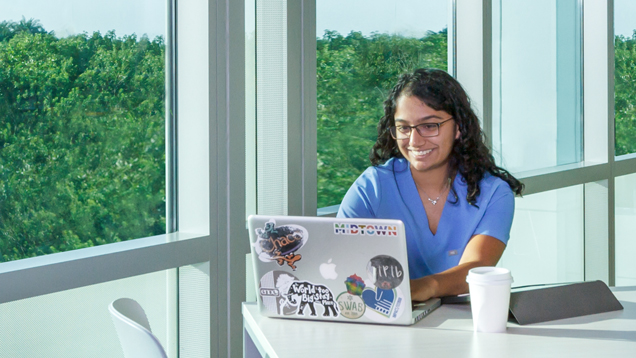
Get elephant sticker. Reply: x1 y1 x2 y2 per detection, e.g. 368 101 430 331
285 280 339 317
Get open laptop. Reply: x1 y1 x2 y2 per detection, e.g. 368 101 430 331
248 215 440 325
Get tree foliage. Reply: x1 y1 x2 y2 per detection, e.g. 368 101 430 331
316 30 447 208
615 32 636 156
1 19 634 261
0 20 165 261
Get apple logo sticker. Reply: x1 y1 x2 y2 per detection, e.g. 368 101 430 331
319 258 338 280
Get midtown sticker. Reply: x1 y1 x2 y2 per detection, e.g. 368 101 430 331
253 219 308 270
333 223 398 236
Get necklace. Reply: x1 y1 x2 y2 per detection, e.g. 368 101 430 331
419 178 451 206
425 194 441 205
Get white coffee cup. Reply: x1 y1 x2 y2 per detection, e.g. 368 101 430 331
466 267 513 333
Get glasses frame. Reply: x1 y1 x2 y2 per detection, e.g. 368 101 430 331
389 117 454 140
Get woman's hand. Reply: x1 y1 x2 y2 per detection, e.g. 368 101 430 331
410 275 439 302
410 235 507 302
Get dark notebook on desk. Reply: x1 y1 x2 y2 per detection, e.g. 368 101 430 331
509 280 623 325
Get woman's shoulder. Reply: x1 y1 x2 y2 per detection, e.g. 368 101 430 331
456 171 513 201
375 157 408 173
358 157 405 178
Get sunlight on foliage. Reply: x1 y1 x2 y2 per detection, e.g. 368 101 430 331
0 19 165 261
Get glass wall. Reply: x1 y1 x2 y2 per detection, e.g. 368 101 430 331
315 0 451 209
615 174 636 286
0 268 177 357
499 185 584 286
492 0 582 173
614 0 636 156
0 1 168 262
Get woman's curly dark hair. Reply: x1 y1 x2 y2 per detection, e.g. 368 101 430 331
370 68 523 205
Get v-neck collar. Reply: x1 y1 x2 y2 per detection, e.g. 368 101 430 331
394 159 457 237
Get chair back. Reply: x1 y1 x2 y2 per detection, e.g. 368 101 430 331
109 298 168 358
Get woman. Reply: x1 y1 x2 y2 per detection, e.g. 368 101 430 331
337 68 523 302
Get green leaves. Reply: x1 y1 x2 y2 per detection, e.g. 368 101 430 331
0 22 165 262
615 33 636 156
316 30 448 208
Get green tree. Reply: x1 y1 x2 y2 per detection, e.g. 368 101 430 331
316 30 447 208
615 32 636 156
0 20 165 261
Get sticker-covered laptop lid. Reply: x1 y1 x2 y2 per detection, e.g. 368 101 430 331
248 215 414 325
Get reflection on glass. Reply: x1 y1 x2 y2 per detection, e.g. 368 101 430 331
316 0 450 208
492 0 582 173
614 0 636 156
0 2 167 261
498 186 584 287
615 174 636 285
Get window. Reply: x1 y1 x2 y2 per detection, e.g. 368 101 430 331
499 186 584 286
0 2 169 262
615 173 636 285
614 0 636 157
491 0 582 173
315 0 452 209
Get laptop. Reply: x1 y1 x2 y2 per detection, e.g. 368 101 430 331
247 215 441 325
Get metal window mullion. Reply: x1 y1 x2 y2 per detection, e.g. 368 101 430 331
607 0 616 287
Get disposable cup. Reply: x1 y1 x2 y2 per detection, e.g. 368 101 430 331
466 267 513 333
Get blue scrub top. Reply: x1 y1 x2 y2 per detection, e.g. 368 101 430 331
337 158 515 279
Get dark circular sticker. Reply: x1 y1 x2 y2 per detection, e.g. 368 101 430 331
366 255 404 290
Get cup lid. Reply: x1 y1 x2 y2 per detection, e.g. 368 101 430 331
466 267 513 285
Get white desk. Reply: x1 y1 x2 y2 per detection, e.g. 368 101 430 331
243 286 636 357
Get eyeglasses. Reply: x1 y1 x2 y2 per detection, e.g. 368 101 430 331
388 117 454 139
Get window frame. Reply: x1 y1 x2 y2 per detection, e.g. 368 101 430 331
2 0 636 356
0 0 247 356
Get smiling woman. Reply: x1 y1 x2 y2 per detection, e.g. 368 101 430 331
315 0 451 209
338 68 523 302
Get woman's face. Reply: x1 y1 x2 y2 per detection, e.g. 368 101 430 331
393 95 459 174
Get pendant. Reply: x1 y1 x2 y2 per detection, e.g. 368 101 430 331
428 197 439 205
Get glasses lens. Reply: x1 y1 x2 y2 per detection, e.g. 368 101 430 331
415 123 439 137
389 126 405 139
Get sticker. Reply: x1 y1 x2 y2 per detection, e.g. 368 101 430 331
362 287 396 316
344 274 366 295
285 280 340 317
319 258 338 280
361 286 406 322
259 270 300 315
336 292 365 319
333 223 399 236
366 255 404 290
253 219 308 270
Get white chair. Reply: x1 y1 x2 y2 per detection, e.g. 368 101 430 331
109 298 168 358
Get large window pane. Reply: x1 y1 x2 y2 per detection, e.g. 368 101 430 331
0 2 168 261
316 0 450 208
0 268 177 357
615 173 636 286
499 186 584 287
614 0 636 156
492 0 582 173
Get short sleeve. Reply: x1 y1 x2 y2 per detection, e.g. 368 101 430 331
336 168 380 219
473 183 515 245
